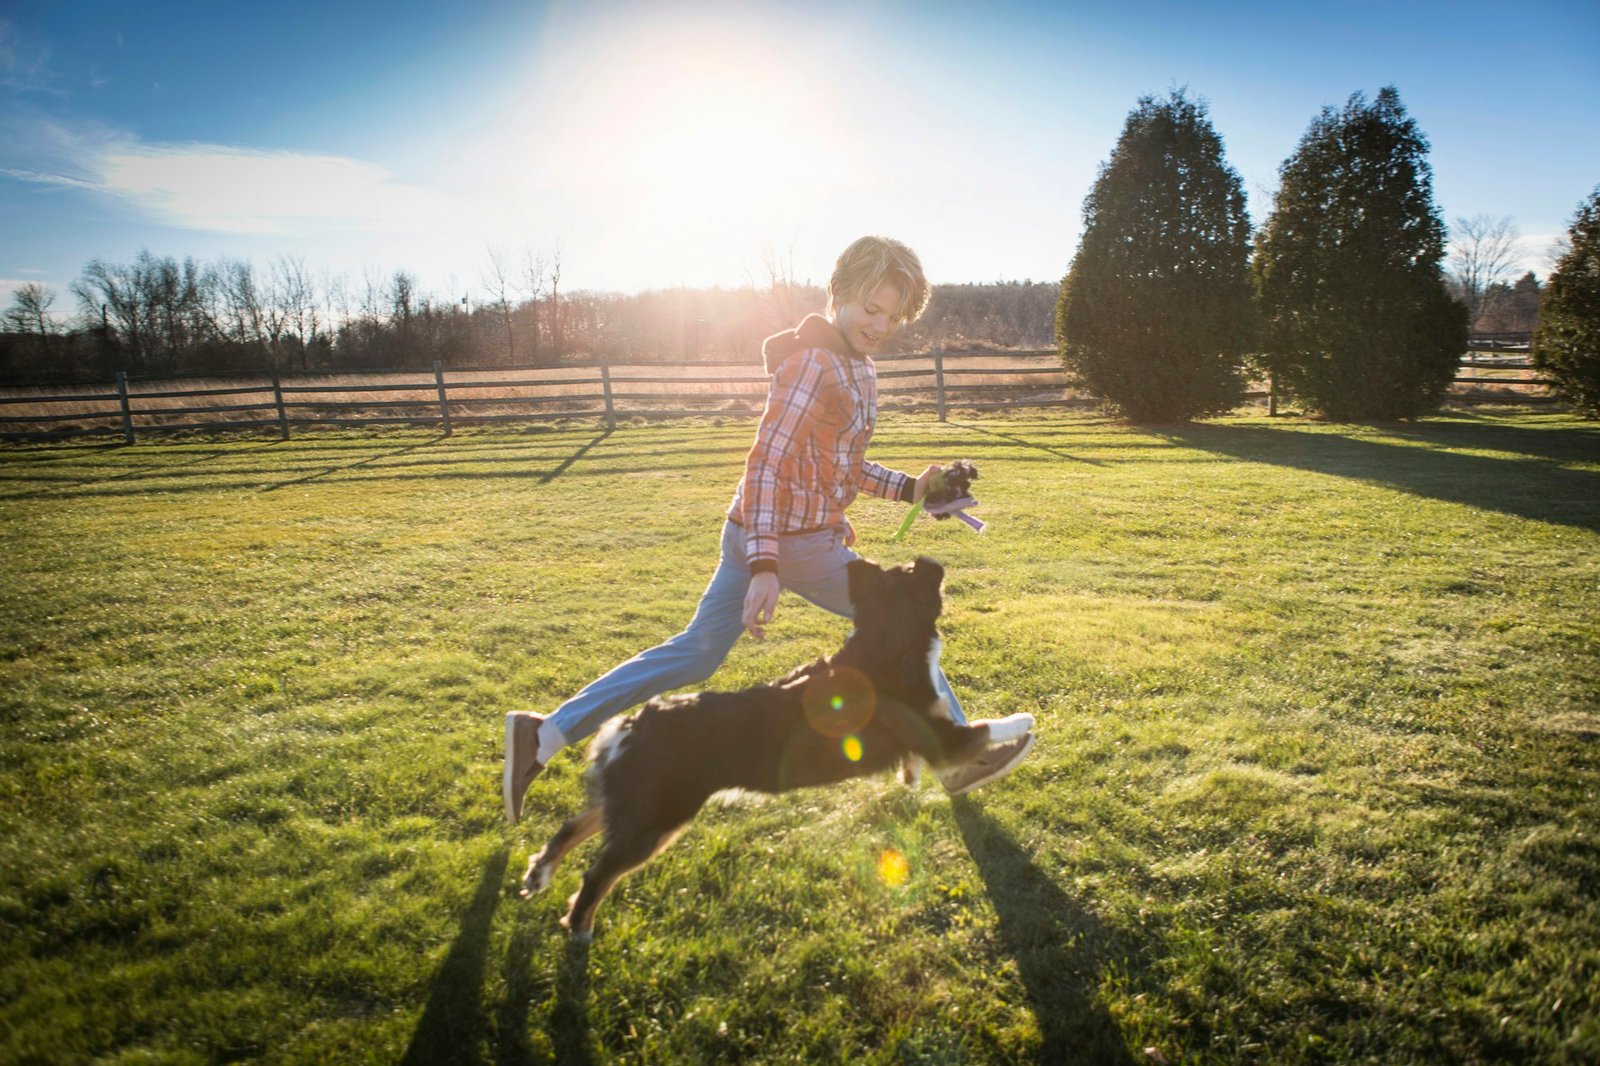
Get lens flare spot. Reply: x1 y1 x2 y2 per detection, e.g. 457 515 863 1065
842 734 863 762
878 848 910 888
803 666 876 738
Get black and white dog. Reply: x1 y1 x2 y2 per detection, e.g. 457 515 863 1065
520 556 1033 939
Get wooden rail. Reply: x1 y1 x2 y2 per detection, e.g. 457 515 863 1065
0 349 1562 443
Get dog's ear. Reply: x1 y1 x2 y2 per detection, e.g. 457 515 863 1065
847 558 885 607
911 557 945 589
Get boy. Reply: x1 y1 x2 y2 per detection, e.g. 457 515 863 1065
504 236 1035 824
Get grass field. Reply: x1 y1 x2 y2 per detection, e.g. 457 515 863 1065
1 409 1597 1064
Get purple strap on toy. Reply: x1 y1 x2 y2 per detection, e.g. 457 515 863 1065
924 496 986 533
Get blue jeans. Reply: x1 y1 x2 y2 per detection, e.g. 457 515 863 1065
546 520 968 745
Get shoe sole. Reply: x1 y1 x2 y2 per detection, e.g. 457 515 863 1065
947 732 1036 797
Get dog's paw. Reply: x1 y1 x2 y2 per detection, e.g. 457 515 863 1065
521 859 553 897
898 757 924 788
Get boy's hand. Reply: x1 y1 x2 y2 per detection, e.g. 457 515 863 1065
913 464 943 503
743 572 781 640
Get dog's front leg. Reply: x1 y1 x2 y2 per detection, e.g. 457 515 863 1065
522 806 604 897
924 712 1036 770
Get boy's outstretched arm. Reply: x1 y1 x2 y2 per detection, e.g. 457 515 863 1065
861 459 942 505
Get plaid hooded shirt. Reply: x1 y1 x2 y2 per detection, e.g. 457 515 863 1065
728 314 914 575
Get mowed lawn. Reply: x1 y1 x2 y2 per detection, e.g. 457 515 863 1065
1 410 1596 1064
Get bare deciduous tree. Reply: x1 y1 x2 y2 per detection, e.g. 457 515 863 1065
757 239 802 330
482 245 517 361
1450 214 1522 329
389 270 417 363
216 259 266 353
547 241 564 357
74 255 153 370
521 246 547 363
272 255 319 369
5 282 57 341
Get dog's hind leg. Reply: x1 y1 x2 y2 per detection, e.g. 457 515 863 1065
561 814 692 940
521 805 604 898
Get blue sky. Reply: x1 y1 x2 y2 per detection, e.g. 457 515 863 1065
3 0 1597 317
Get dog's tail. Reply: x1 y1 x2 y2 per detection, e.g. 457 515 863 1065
582 715 632 806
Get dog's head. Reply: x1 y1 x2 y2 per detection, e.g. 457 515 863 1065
847 555 943 620
846 556 944 643
842 556 946 708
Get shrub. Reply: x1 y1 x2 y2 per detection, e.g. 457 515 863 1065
1253 87 1467 419
1055 90 1254 422
1533 186 1600 416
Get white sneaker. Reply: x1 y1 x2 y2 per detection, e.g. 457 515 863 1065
939 733 1035 797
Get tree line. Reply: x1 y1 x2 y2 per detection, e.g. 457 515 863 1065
1056 86 1594 420
0 246 1057 385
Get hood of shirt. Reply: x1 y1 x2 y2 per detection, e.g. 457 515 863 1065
761 313 859 374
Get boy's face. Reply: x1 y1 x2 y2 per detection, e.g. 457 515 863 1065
833 281 905 357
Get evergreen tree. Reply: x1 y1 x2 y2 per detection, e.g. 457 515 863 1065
1055 89 1254 421
1253 87 1467 419
1533 186 1600 416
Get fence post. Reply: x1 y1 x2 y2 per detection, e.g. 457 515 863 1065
115 371 135 445
433 361 452 436
934 347 947 422
271 370 290 440
600 360 616 430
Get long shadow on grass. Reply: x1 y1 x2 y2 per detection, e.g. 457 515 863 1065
539 428 611 484
1160 421 1600 534
0 445 238 499
495 917 596 1066
401 847 509 1066
953 800 1138 1064
948 421 1109 466
1383 412 1600 465
261 434 449 492
0 434 749 500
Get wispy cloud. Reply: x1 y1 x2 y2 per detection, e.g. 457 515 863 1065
3 113 461 236
0 276 52 307
0 17 63 95
95 143 460 234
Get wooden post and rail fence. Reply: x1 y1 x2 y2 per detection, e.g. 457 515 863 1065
0 341 1561 444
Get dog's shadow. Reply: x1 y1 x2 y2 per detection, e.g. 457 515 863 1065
401 845 596 1066
497 928 595 1066
954 800 1139 1064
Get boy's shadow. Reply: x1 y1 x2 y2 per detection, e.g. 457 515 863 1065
954 800 1139 1064
401 847 509 1065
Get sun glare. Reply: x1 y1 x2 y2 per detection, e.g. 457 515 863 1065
594 60 827 239
509 8 853 285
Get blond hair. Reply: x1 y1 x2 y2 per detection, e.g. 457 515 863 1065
827 236 931 323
